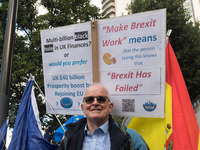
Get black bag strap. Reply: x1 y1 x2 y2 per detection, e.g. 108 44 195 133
119 124 134 150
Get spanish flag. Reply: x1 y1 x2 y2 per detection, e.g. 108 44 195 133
127 40 200 150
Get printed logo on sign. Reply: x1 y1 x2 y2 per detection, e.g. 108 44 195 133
60 97 73 108
74 31 88 41
143 100 157 112
103 53 116 65
44 44 53 53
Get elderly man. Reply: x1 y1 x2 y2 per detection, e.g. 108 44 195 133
58 84 149 150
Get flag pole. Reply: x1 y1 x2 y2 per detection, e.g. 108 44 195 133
166 29 172 42
0 130 7 150
0 0 18 127
29 74 66 132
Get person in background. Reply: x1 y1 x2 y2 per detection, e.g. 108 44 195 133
58 83 149 150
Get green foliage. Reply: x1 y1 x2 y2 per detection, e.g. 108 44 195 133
113 116 125 125
0 0 102 135
127 0 200 100
40 0 101 27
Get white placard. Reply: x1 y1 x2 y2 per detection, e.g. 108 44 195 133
100 68 161 95
41 22 93 115
40 9 166 117
98 9 166 117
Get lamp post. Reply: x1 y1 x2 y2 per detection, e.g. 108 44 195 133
0 0 18 127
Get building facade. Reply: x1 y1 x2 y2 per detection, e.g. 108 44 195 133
192 0 200 21
102 0 200 22
184 0 200 22
101 0 131 18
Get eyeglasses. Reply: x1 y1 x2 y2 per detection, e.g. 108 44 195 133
83 96 110 104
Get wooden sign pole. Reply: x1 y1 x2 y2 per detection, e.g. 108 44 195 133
91 21 99 83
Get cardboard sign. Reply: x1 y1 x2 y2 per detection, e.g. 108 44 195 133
98 9 166 117
41 9 166 117
41 22 92 115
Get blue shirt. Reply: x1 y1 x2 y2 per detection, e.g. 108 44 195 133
82 120 111 150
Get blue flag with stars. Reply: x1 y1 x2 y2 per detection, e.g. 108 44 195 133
0 119 7 150
8 80 58 150
53 115 84 142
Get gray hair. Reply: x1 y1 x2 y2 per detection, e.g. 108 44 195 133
83 82 112 102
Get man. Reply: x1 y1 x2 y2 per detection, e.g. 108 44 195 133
58 84 149 150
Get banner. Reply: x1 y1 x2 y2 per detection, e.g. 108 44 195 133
41 22 93 114
98 9 166 117
41 9 166 117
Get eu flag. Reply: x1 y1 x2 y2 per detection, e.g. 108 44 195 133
53 115 84 143
0 119 7 150
8 80 58 150
44 126 53 143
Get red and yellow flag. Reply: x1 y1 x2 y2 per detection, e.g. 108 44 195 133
127 40 200 150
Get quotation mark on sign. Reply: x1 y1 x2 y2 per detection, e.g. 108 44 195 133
107 72 111 76
123 37 127 40
103 26 107 30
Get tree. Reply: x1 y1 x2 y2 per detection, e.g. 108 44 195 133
40 0 101 27
127 0 200 100
0 0 102 135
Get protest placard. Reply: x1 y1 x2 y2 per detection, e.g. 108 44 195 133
41 9 166 117
41 22 93 114
98 9 166 117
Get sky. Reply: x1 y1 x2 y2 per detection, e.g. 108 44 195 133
91 0 102 8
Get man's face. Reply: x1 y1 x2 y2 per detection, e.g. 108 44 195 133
81 85 113 125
